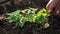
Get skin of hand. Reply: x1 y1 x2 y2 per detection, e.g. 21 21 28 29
46 0 59 11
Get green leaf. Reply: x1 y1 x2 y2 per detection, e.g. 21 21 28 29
6 16 12 20
27 13 34 22
44 23 49 28
19 17 26 27
36 8 48 24
30 8 37 11
36 15 45 24
42 13 47 17
22 9 28 13
13 10 20 16
37 10 43 17
6 10 21 23
42 8 47 12
7 10 20 16
33 16 37 22
6 16 15 22
37 8 47 17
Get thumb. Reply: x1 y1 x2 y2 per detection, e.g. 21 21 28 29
46 0 53 13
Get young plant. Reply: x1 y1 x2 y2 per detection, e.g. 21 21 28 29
36 8 48 24
6 10 26 27
6 8 50 28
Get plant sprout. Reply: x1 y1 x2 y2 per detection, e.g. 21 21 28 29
6 8 50 28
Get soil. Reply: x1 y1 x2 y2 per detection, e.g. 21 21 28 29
0 0 60 34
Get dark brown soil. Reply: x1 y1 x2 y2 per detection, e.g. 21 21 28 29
0 0 60 34
0 16 60 34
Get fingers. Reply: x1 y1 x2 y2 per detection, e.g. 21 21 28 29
46 0 53 11
46 0 59 14
46 0 59 15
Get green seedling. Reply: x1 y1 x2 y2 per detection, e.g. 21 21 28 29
6 10 26 27
6 8 50 28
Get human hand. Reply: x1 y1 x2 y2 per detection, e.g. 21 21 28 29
46 0 59 15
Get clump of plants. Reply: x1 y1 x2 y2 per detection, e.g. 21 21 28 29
6 8 50 28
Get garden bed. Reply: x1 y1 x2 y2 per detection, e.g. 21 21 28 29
0 0 60 34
